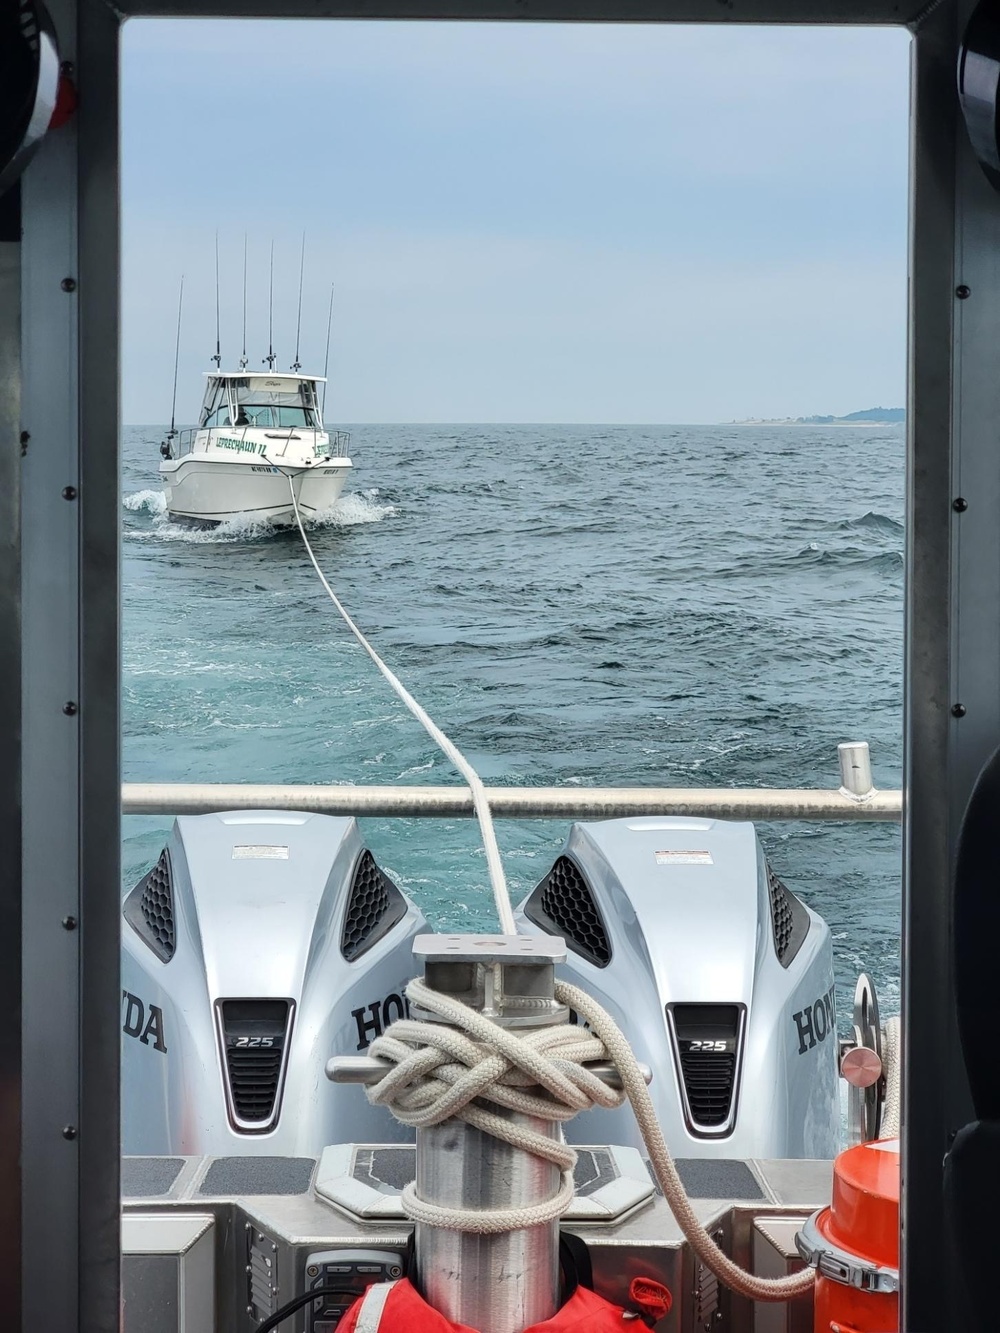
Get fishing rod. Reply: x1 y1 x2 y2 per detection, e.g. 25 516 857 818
264 241 276 371
168 275 184 441
292 233 305 373
212 232 222 370
322 282 334 415
240 234 248 370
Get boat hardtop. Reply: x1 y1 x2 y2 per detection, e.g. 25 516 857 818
198 370 325 433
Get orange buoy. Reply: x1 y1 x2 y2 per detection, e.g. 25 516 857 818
796 1138 899 1333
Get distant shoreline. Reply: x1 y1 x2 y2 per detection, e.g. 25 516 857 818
728 407 905 426
727 419 900 427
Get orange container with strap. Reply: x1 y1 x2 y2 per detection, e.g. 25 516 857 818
796 1139 899 1333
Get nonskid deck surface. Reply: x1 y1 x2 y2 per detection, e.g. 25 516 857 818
122 1148 832 1332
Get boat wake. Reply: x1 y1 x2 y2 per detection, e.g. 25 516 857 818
121 487 396 542
311 489 397 528
122 488 167 516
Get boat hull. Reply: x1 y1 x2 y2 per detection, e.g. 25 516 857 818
158 456 352 527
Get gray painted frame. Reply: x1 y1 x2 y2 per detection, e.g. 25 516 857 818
19 1 121 1329
78 7 123 1329
119 0 931 20
14 0 979 1328
21 0 84 1321
904 7 964 1328
0 212 23 1327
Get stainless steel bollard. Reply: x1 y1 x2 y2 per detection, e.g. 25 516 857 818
411 934 568 1333
325 935 655 1331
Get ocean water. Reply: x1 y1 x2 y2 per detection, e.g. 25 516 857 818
123 422 903 1025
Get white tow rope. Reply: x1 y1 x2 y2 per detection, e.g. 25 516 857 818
879 1015 902 1140
289 479 516 934
291 482 813 1303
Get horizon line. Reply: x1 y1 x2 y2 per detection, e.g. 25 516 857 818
124 416 906 430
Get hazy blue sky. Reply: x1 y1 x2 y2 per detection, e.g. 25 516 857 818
122 21 910 425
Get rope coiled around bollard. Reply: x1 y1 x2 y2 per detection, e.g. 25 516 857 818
367 976 815 1302
366 977 623 1235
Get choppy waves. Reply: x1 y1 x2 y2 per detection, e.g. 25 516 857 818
838 510 904 534
122 421 905 1022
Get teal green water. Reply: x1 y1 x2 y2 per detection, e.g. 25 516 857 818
122 422 903 1022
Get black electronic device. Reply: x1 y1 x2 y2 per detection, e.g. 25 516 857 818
959 0 1000 191
303 1248 407 1332
0 0 59 197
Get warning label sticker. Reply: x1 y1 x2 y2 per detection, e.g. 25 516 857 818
232 845 289 860
655 850 714 865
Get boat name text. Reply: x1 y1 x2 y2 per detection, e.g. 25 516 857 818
214 436 266 456
791 984 836 1055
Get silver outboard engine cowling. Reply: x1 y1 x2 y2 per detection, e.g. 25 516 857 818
122 810 427 1156
516 816 839 1159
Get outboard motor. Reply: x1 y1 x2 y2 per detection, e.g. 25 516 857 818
122 810 427 1156
516 816 839 1159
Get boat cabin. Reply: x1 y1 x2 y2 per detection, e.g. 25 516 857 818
199 372 325 431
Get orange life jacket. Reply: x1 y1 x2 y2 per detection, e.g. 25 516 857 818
338 1276 670 1333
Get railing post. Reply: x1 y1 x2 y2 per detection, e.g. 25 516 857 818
838 742 876 800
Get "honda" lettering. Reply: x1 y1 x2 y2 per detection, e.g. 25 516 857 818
122 989 167 1054
791 984 836 1055
352 992 410 1051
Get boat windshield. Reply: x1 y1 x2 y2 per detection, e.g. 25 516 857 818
239 404 317 428
228 377 322 430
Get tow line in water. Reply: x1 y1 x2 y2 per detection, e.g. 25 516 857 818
287 477 515 934
286 476 830 1305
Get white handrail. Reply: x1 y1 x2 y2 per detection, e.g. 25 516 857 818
121 782 901 821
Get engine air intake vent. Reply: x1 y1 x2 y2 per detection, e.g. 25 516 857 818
341 851 407 962
766 863 810 968
669 1003 743 1135
523 856 611 968
680 1050 737 1128
123 849 176 963
219 1000 291 1130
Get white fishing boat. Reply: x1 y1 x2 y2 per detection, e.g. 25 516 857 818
158 371 353 526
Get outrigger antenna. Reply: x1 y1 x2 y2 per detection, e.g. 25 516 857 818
291 233 305 373
264 240 277 371
240 233 248 370
211 232 222 370
322 282 335 414
168 275 184 441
